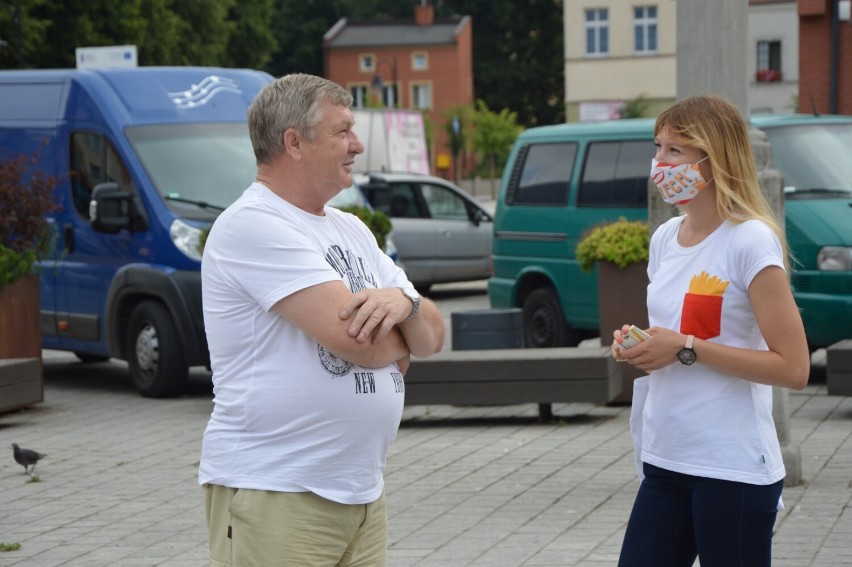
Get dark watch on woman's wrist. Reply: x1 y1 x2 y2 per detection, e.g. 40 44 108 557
677 334 697 366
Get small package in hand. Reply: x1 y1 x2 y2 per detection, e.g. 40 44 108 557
619 325 650 349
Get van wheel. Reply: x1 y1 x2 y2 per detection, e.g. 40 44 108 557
127 300 188 398
522 288 579 348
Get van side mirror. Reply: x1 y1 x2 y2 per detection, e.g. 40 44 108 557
89 183 132 233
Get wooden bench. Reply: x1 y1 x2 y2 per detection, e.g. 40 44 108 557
0 357 43 414
405 346 622 420
826 339 852 396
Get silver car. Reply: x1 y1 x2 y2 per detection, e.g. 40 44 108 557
349 172 493 293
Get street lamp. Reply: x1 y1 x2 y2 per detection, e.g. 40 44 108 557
0 0 25 68
370 57 398 108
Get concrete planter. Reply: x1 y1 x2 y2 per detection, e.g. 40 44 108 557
596 261 649 404
0 275 43 413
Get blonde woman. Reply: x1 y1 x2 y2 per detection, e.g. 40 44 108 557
613 95 809 567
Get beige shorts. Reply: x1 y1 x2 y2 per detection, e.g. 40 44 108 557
203 484 387 567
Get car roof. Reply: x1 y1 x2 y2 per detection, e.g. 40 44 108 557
354 171 461 186
515 113 852 144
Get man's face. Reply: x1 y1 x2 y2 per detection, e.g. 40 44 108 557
301 101 364 197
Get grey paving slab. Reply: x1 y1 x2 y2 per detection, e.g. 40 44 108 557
0 350 849 566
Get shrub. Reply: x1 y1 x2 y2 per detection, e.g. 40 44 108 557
575 217 649 272
0 152 61 288
338 206 392 252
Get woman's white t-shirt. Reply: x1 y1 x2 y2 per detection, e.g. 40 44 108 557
640 215 786 485
198 183 410 504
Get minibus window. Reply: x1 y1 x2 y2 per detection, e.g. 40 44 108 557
578 140 653 208
510 142 576 206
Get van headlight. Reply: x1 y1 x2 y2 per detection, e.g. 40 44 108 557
817 246 852 271
170 219 203 261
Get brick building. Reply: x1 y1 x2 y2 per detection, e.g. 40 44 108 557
323 2 473 179
797 0 852 114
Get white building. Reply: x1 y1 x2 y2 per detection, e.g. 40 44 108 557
563 0 798 121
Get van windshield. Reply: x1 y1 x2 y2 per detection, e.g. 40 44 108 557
126 123 256 220
762 122 852 196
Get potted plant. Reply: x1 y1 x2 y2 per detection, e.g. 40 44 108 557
0 151 60 413
576 217 650 404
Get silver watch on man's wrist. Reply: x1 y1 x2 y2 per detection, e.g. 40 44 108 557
399 286 421 321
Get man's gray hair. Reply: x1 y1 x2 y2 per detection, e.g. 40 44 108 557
248 74 353 165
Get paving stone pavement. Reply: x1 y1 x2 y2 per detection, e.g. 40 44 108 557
1 350 850 566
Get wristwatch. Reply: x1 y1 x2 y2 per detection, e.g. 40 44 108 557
677 334 697 366
399 286 421 321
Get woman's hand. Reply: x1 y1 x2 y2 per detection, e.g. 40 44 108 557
614 326 685 372
611 324 631 362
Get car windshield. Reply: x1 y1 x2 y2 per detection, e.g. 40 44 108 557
125 123 257 220
762 122 852 196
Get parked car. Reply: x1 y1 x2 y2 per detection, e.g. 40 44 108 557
351 172 494 292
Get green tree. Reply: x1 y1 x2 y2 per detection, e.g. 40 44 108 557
0 0 566 131
619 93 649 119
470 99 523 197
224 0 277 70
0 0 277 70
440 103 474 184
435 0 565 127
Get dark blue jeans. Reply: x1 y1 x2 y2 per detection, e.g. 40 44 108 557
618 463 784 567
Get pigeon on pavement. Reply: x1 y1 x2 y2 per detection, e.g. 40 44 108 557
12 443 46 474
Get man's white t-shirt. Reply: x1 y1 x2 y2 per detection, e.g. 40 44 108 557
640 215 786 485
198 182 410 505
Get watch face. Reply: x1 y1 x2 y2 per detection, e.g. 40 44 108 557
677 348 697 366
403 287 420 301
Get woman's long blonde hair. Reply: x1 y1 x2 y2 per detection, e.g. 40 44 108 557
654 95 791 272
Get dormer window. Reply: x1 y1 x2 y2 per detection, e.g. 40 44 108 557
359 54 376 73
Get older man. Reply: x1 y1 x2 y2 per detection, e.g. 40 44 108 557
199 73 445 567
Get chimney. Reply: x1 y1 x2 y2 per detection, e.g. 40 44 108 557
415 1 434 26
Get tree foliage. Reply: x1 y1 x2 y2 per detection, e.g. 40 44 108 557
0 0 276 69
1 0 565 128
469 99 523 195
434 0 565 127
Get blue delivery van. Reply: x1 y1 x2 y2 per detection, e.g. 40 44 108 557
0 67 273 397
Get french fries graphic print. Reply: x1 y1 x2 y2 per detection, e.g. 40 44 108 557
680 271 730 340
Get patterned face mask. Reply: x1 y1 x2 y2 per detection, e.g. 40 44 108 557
650 156 713 205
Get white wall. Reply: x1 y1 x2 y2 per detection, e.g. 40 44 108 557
563 0 676 120
749 1 799 114
563 0 800 120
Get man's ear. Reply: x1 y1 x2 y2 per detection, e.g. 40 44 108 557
283 128 302 160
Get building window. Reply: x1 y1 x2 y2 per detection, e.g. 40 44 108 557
756 40 783 82
585 8 609 56
375 83 398 108
359 54 375 73
634 6 657 54
350 84 369 108
412 52 428 71
412 83 432 109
